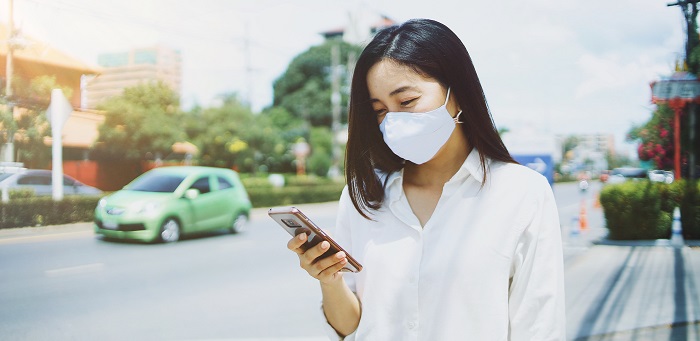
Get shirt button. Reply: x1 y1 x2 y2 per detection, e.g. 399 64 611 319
408 322 417 329
408 278 416 284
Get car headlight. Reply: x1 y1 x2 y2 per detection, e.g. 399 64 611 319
131 201 163 215
98 198 107 208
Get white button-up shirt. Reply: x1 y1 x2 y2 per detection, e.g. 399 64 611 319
322 149 565 340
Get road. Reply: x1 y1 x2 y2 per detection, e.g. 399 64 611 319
0 181 604 340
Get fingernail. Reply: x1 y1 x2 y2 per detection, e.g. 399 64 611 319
321 241 329 249
336 251 345 259
341 258 347 264
298 233 306 240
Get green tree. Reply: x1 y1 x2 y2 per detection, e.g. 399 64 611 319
605 150 633 169
307 127 333 177
0 75 73 168
185 94 292 173
272 40 362 127
93 82 184 161
561 135 580 162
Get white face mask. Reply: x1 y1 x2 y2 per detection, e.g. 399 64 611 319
379 87 463 164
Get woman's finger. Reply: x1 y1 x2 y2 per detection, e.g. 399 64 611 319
287 233 308 254
302 239 331 263
317 255 348 282
311 251 346 275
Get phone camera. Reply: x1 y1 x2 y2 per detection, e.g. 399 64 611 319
281 218 302 228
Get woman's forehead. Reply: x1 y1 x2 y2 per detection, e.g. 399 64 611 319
367 60 436 98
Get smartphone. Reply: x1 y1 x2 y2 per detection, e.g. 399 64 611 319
268 206 362 273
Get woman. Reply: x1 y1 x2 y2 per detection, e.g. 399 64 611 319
287 18 565 340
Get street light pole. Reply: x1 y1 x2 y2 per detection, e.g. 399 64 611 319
329 43 341 178
3 0 15 163
5 0 14 98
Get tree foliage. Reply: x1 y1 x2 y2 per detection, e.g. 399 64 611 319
0 75 73 168
307 127 333 177
93 82 185 161
272 40 362 127
185 94 294 173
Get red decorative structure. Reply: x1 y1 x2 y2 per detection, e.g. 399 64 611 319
650 72 700 179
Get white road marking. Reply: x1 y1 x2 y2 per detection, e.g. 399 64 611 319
45 263 105 277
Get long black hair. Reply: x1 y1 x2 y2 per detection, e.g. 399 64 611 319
345 18 516 219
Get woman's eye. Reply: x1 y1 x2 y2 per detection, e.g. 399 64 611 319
374 109 387 115
400 98 416 106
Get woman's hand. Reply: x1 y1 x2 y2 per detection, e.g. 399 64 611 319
287 233 348 285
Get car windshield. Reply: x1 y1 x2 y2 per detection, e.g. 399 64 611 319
127 173 186 193
0 173 14 182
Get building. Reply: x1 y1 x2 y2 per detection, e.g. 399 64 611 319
0 24 98 109
0 24 103 175
556 133 615 174
84 46 182 109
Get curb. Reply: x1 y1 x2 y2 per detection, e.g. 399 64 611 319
594 239 700 248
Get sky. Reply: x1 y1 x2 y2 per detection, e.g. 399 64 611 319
0 0 688 158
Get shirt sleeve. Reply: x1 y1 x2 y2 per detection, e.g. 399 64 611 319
508 178 566 341
320 186 359 340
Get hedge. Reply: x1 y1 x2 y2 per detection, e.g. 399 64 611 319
0 177 347 229
0 196 101 229
599 180 682 240
678 179 700 240
246 183 345 208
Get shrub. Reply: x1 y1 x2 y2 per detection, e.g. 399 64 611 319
284 174 335 186
599 180 679 240
0 175 347 229
8 188 35 199
308 147 332 177
0 196 101 229
246 182 345 208
241 176 274 189
679 179 700 240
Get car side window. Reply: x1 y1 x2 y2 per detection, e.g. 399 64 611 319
217 177 233 190
17 175 51 185
63 176 77 186
190 177 211 194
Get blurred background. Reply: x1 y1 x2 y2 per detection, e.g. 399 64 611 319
1 1 700 340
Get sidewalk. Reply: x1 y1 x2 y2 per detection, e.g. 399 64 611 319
564 227 700 341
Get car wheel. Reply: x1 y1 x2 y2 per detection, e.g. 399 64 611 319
230 214 248 234
159 218 181 242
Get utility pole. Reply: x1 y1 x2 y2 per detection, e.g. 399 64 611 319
244 21 253 109
668 0 700 71
5 0 14 98
3 0 15 163
328 43 341 178
669 0 700 179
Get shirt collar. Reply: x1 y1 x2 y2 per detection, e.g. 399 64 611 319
462 147 485 184
384 148 486 201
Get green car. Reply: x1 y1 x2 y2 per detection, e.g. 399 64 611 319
94 166 252 243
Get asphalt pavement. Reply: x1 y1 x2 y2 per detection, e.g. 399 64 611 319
2 197 700 340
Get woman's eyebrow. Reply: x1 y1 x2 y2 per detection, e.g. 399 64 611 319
389 86 418 97
370 86 419 103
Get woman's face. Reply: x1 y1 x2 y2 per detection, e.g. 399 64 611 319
367 60 459 124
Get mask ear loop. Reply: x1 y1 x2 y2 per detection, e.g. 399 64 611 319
453 110 464 124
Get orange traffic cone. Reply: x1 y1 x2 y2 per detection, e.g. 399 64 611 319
593 193 601 209
579 201 588 231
